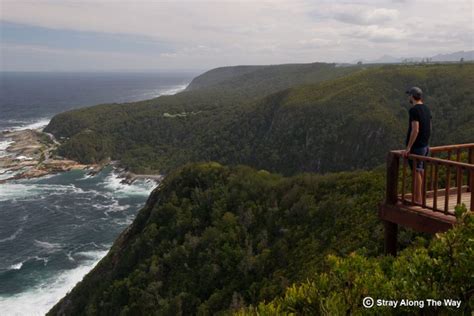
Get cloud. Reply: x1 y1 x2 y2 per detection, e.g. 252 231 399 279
333 7 399 25
350 25 408 42
298 37 338 49
0 21 176 54
0 0 472 70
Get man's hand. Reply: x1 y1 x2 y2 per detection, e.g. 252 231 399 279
403 148 411 158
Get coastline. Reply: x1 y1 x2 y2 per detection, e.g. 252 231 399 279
0 127 91 183
0 80 191 185
0 125 163 185
0 121 161 315
0 76 189 314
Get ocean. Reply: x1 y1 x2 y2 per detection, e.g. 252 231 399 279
0 71 196 314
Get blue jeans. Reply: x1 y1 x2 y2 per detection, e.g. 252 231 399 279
409 146 429 171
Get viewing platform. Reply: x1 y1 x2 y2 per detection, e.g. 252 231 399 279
379 143 474 255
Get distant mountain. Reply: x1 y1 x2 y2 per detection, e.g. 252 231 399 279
183 62 364 99
185 65 267 91
431 50 474 62
371 54 403 64
358 50 474 64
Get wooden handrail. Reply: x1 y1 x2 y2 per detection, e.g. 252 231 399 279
429 143 474 153
391 152 474 170
381 144 472 255
385 144 473 215
391 143 474 155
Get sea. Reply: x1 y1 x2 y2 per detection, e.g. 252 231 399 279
0 71 196 315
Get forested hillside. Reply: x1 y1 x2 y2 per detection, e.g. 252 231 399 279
240 205 473 315
44 63 473 175
47 162 387 314
184 62 362 99
47 163 472 315
45 62 473 315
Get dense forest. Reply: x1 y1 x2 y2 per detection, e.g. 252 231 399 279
48 163 472 315
44 63 473 175
240 204 472 315
45 62 473 315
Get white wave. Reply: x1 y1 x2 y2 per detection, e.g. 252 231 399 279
0 140 14 157
9 262 23 270
97 198 131 214
111 214 135 226
34 240 62 253
102 172 157 197
119 83 188 102
0 139 14 152
10 118 51 132
133 83 188 100
0 182 79 202
74 250 106 259
4 119 26 125
0 250 108 316
15 155 34 161
0 180 101 202
0 168 20 181
158 84 188 96
66 251 75 262
0 168 11 174
32 256 49 266
77 172 95 181
0 228 23 243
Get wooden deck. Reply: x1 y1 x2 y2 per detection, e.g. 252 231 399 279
379 143 474 255
379 190 471 234
424 190 471 214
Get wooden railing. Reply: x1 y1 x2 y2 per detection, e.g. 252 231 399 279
386 143 474 214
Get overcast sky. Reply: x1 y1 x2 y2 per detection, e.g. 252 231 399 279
0 0 472 71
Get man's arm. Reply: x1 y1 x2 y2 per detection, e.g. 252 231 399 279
404 121 419 157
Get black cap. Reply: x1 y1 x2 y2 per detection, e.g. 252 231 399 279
406 86 423 98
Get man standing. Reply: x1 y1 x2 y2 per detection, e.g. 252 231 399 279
403 87 432 204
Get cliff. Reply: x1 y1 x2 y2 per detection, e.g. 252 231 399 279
48 162 389 315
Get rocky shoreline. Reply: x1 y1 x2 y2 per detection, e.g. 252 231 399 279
0 127 164 185
0 128 92 183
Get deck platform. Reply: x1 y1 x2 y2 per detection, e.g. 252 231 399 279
379 190 471 234
379 143 474 255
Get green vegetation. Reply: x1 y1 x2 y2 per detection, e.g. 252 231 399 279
45 62 473 315
48 162 388 315
44 63 473 175
47 163 472 315
241 205 473 315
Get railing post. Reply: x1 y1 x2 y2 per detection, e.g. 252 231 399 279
429 152 435 191
456 166 462 205
468 168 474 212
386 152 399 205
412 157 417 205
468 148 473 193
433 163 439 211
422 162 427 208
470 147 474 211
385 152 399 256
471 170 474 212
445 151 452 214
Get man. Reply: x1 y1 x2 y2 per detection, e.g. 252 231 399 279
403 86 432 204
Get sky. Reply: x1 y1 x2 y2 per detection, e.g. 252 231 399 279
0 0 472 71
